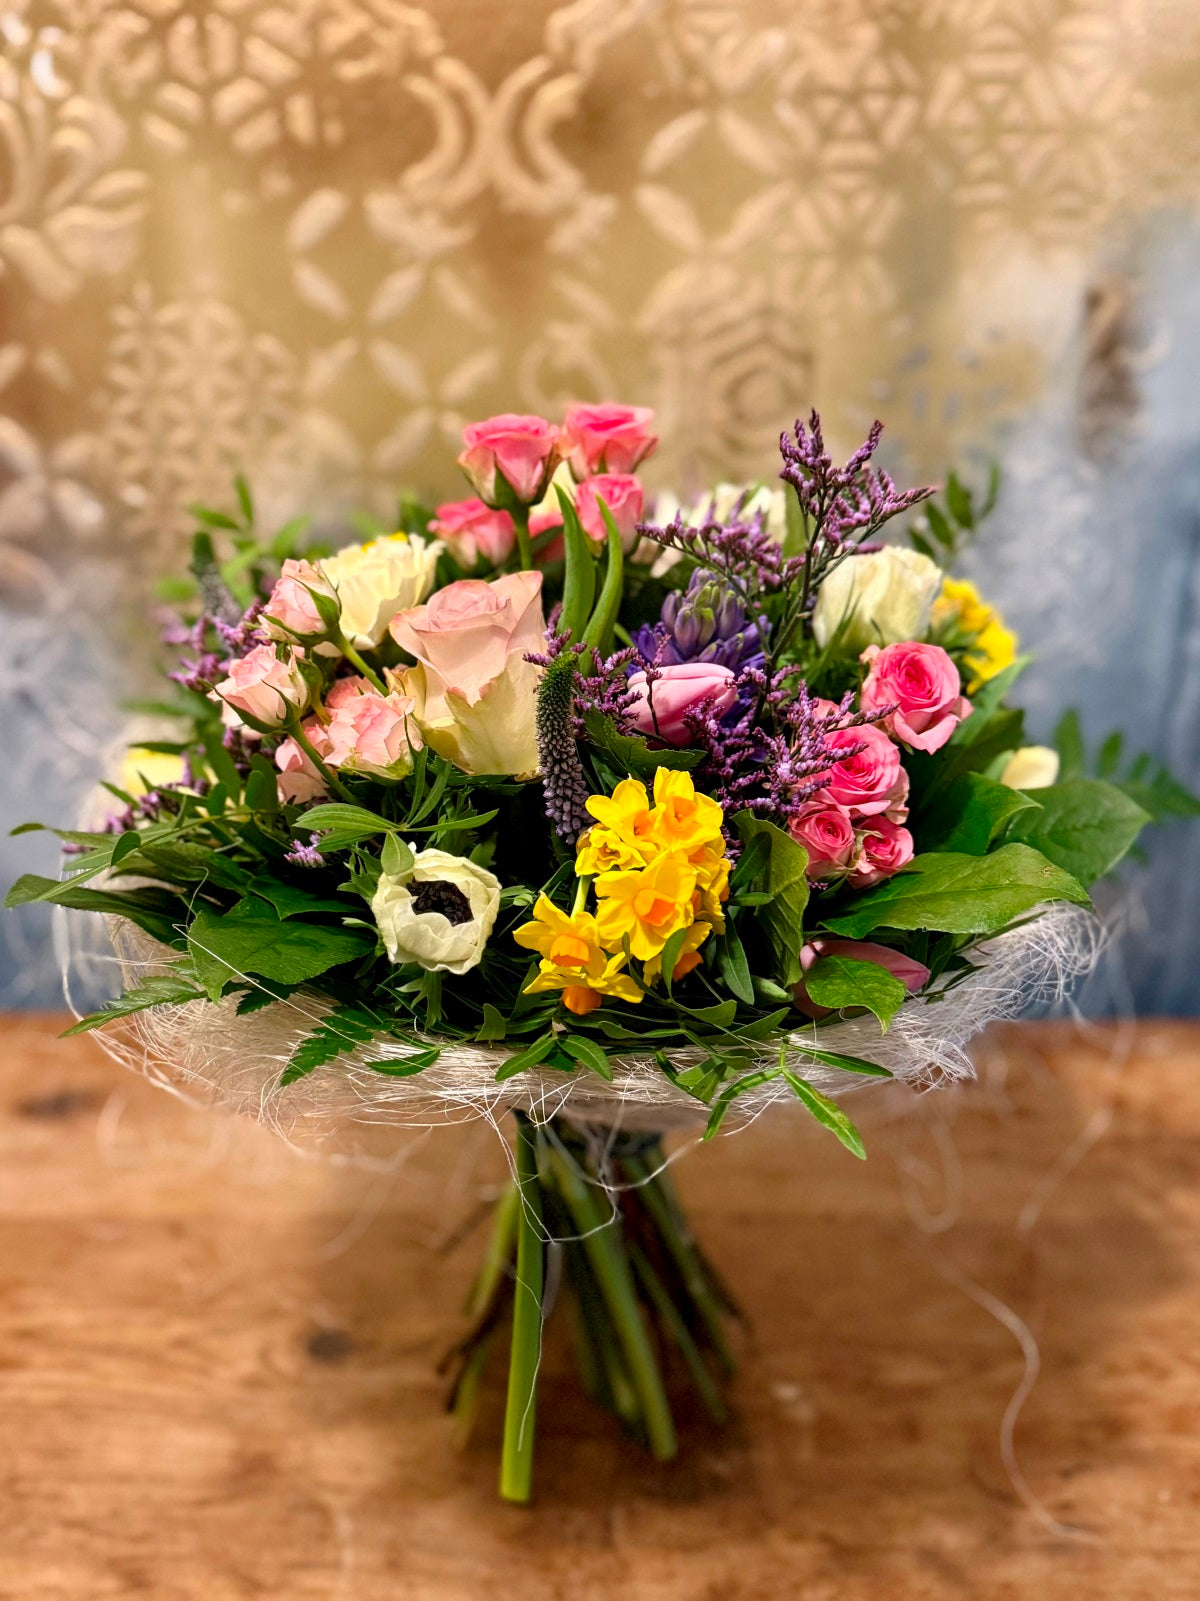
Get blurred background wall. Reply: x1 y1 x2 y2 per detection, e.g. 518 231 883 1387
2 0 1199 1011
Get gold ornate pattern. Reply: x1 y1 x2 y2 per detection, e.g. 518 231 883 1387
0 0 1197 562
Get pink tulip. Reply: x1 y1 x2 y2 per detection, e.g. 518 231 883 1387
794 938 931 1018
627 662 737 745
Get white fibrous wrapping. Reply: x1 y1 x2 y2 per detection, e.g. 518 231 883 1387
63 903 1103 1154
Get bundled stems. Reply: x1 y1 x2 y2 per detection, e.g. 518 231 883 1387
447 1115 739 1503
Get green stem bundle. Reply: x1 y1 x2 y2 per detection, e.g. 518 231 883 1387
446 1114 739 1502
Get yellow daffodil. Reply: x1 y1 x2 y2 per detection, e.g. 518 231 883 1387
646 768 725 855
513 895 642 1015
594 851 698 961
576 776 659 875
643 920 712 987
932 577 1018 691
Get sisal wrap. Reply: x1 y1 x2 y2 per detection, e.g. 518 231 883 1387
63 904 1102 1154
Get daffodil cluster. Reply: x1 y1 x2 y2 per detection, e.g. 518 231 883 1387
513 768 730 1016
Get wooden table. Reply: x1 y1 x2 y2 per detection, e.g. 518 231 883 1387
1 1015 1197 1599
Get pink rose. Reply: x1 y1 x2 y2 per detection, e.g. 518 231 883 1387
216 644 309 729
561 403 658 477
457 414 559 506
627 662 737 746
274 733 326 804
788 801 857 880
389 571 546 776
816 722 907 818
794 937 931 1018
575 473 644 552
265 558 336 642
846 817 914 889
861 641 972 754
529 504 565 566
430 498 515 569
324 688 420 777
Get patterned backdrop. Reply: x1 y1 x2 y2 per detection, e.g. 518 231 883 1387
3 0 1200 1009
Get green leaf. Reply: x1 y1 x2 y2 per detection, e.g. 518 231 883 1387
1097 731 1123 778
781 1072 866 1159
924 502 956 549
280 1002 380 1085
1003 777 1151 887
246 877 354 919
951 657 1030 744
110 830 144 866
945 471 974 530
734 814 810 987
244 763 279 814
702 1069 778 1140
187 902 373 1002
558 1035 614 1081
495 1033 557 1081
362 1049 440 1076
381 833 414 878
581 709 703 778
716 919 755 1005
5 875 188 946
802 954 907 1030
476 1004 507 1043
796 1046 892 1078
1054 709 1086 778
298 803 394 844
918 771 1041 855
821 845 1090 939
61 970 206 1035
658 926 689 996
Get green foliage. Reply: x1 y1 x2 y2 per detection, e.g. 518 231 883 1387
734 813 811 987
62 969 206 1035
1054 710 1200 826
780 1072 866 1159
918 771 1041 855
908 464 999 561
1003 777 1151 887
187 902 374 1002
581 710 703 781
801 954 907 1030
821 845 1089 939
280 1003 429 1085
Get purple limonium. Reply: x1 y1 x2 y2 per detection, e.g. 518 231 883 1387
285 839 326 868
683 666 886 824
634 571 765 672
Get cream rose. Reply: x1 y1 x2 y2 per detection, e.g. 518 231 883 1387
812 546 943 654
371 847 501 975
321 533 442 649
1000 746 1060 791
390 571 545 778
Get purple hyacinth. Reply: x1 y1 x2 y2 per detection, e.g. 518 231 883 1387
634 571 765 671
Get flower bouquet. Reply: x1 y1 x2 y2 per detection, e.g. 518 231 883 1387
9 404 1192 1501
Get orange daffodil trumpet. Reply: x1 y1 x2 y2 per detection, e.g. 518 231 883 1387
513 769 730 1015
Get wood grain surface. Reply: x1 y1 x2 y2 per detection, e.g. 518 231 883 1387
1 1015 1197 1599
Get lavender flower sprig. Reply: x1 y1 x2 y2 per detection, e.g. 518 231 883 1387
776 412 936 649
683 666 886 823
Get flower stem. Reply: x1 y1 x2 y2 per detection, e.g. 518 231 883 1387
286 716 355 802
547 1141 678 1462
335 635 389 695
499 1114 545 1503
512 505 534 571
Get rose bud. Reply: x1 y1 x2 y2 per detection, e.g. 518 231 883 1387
861 640 972 754
560 403 658 477
574 473 644 552
457 414 560 506
429 498 516 569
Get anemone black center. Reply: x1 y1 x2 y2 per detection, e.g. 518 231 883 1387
411 879 473 925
